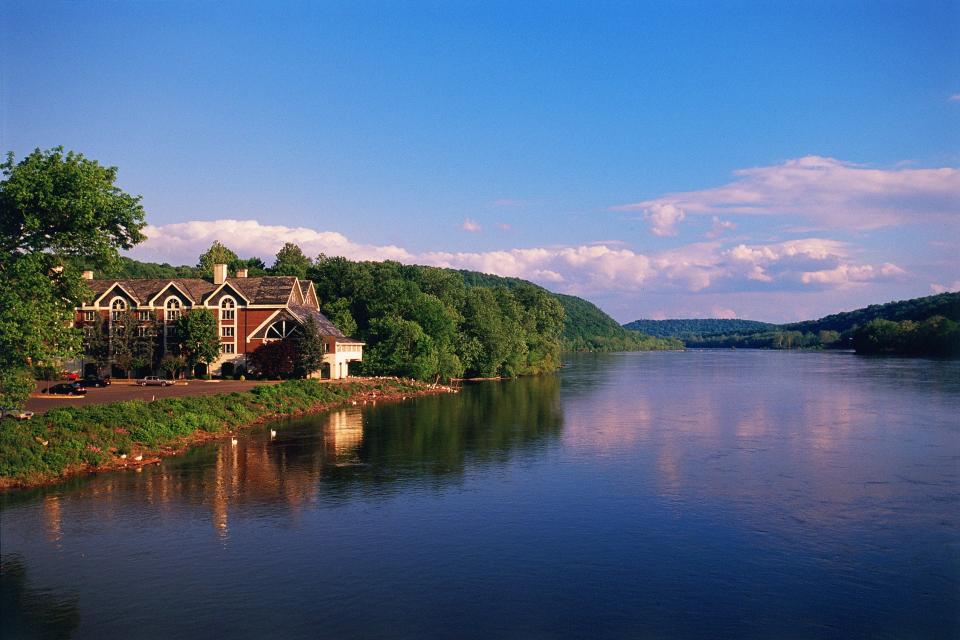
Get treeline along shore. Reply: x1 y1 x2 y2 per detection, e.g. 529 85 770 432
623 292 960 357
0 378 452 490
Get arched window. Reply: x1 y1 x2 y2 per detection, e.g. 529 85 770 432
265 320 299 340
165 297 182 322
221 297 235 320
111 298 126 322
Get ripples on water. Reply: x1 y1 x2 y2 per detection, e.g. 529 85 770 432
2 351 958 639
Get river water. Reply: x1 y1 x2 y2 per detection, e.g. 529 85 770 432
2 351 958 639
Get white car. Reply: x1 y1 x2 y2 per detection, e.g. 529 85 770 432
1 407 34 420
136 376 172 387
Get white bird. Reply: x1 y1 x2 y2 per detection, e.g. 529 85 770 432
231 437 238 446
269 429 277 438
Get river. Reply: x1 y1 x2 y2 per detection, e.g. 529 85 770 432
2 351 958 639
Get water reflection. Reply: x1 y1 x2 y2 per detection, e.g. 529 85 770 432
0 557 80 639
6 375 563 545
1 354 956 639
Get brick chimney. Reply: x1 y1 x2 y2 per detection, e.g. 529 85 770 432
213 263 228 285
82 270 94 280
236 268 248 278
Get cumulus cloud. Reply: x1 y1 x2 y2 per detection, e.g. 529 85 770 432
129 218 905 298
130 219 413 265
931 280 960 294
615 156 960 229
460 218 482 233
643 203 686 236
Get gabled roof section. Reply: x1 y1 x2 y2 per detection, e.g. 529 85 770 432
91 281 142 306
202 280 251 304
288 303 347 338
230 276 299 305
147 281 197 306
302 281 320 310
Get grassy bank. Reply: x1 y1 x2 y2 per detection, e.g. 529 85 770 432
0 378 447 490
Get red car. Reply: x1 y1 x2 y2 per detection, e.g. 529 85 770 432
60 371 80 381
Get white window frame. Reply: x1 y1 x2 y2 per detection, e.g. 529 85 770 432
220 296 236 321
222 326 235 338
110 297 127 322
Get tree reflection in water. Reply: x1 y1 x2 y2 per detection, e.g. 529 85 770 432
0 556 80 640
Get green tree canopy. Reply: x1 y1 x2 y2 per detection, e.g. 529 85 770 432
272 242 312 278
293 316 326 378
174 310 220 372
196 241 243 275
1 147 145 261
0 148 147 406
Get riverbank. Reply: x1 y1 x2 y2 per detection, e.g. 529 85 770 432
0 377 455 490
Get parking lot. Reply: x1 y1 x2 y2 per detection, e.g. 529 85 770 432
27 379 279 414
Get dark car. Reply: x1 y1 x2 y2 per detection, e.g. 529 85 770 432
77 375 111 388
46 382 88 396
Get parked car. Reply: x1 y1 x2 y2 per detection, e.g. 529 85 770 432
46 382 88 396
136 376 172 387
60 371 80 381
1 407 34 420
77 375 111 388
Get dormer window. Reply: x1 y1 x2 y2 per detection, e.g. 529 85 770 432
166 297 182 322
111 298 126 322
221 297 235 321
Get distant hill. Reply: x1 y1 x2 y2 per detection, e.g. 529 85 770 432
781 292 960 334
554 294 681 352
626 292 960 355
623 318 775 338
458 271 681 351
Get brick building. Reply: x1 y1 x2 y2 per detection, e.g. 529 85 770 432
76 263 363 378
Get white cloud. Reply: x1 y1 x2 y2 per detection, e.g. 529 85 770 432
129 218 906 298
616 156 960 229
930 280 960 294
643 203 686 236
460 218 482 233
949 94 960 102
711 307 738 319
707 216 736 238
130 219 412 265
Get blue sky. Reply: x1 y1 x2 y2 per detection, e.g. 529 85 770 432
4 1 958 321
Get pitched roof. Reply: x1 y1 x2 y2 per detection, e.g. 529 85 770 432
84 276 302 307
288 303 347 338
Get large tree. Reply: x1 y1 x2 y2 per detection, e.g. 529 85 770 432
0 147 146 406
272 242 311 278
292 316 326 378
174 310 220 375
196 240 243 276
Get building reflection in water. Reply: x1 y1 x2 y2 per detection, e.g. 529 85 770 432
42 495 62 545
31 380 562 543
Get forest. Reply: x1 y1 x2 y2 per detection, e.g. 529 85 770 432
625 292 960 357
101 248 677 372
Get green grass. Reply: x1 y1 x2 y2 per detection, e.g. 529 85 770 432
0 378 428 487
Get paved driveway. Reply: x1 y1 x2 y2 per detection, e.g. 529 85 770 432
27 380 280 414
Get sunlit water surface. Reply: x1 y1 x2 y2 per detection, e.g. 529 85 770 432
2 351 958 639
